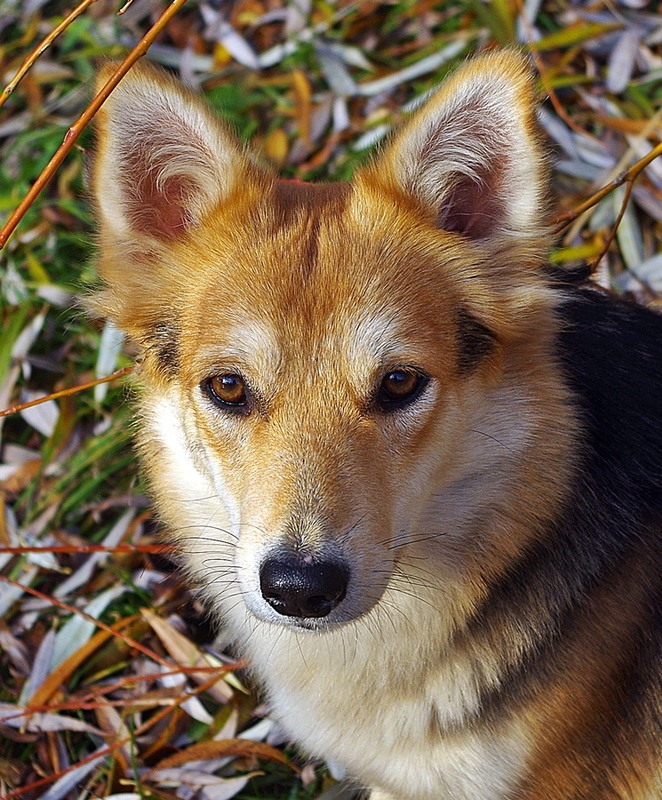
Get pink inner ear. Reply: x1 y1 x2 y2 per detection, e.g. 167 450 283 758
436 170 505 240
123 169 194 242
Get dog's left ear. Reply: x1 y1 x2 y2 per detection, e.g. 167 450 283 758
365 50 545 243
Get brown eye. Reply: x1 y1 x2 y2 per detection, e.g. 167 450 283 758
377 368 428 411
205 374 249 411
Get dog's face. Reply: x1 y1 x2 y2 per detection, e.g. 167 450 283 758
138 185 494 630
92 52 567 633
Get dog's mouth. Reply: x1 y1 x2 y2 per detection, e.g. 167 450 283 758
275 616 341 633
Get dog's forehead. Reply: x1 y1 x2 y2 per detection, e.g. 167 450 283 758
195 181 455 318
177 179 459 379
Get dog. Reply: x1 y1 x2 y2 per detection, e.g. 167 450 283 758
91 50 662 799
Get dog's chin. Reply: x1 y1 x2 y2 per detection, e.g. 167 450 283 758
243 594 374 633
273 617 338 633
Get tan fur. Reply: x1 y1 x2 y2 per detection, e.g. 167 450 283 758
91 51 661 799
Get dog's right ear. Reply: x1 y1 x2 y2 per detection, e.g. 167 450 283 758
93 61 256 245
90 62 267 338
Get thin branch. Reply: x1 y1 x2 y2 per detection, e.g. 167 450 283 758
0 0 100 111
589 179 635 272
0 366 132 418
0 0 190 250
553 142 662 235
0 574 173 668
0 543 173 554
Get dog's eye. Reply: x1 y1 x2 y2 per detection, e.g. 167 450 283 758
205 374 249 412
377 368 428 411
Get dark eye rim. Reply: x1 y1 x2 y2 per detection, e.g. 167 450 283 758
203 373 251 414
376 367 430 412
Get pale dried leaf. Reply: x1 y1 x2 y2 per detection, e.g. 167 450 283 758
589 196 618 231
632 186 662 223
326 42 374 72
309 95 333 144
352 123 391 152
19 392 59 437
332 96 350 133
159 667 214 724
1 262 27 305
200 5 260 70
517 0 543 42
0 310 46 439
95 702 133 762
2 444 40 466
94 320 125 403
626 135 662 190
284 0 310 35
201 774 253 800
143 608 234 702
21 627 55 703
629 253 662 291
148 43 214 72
357 38 471 97
38 749 107 800
104 795 142 800
51 584 126 668
573 136 616 170
0 626 30 674
213 708 238 740
35 284 73 306
0 565 38 618
538 108 578 158
315 42 357 96
11 310 47 361
258 39 299 68
607 29 640 93
149 768 253 799
0 704 102 733
239 718 274 742
54 508 135 598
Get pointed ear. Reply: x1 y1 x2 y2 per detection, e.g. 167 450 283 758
364 51 546 242
90 61 270 348
92 60 256 245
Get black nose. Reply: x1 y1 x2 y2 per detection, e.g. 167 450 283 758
259 554 349 618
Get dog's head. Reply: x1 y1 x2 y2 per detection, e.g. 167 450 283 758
91 52 569 634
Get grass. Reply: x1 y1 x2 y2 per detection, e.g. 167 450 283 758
0 1 661 798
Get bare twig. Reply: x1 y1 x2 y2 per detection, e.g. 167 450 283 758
0 574 174 668
0 0 190 250
0 0 100 111
552 141 662 235
588 179 635 273
0 543 171 554
0 366 132 418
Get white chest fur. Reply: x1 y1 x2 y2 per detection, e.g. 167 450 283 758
237 611 529 800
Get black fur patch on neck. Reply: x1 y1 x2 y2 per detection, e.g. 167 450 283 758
456 309 496 374
148 320 180 374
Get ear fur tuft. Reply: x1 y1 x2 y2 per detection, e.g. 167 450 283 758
362 50 547 245
93 61 256 244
